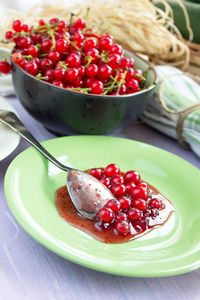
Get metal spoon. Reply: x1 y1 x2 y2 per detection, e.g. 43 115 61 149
0 110 116 220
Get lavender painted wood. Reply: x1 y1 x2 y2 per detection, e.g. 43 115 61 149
1 97 200 300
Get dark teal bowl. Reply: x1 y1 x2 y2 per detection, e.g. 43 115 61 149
11 52 157 135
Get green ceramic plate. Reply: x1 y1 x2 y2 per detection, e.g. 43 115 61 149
4 136 200 277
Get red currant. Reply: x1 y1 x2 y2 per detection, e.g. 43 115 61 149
22 24 32 33
27 45 39 57
77 65 85 77
111 184 126 197
41 39 53 53
125 182 136 195
149 198 162 209
47 50 61 63
44 69 55 82
133 199 147 211
24 61 38 76
12 20 23 32
97 207 115 223
65 68 79 83
98 64 112 82
17 37 31 49
12 52 22 64
106 199 121 212
108 54 121 69
133 69 143 83
5 31 14 40
86 64 98 77
99 37 113 51
100 177 111 187
111 175 124 185
115 212 127 222
54 68 66 82
89 168 103 179
124 170 141 184
90 80 104 95
131 186 149 201
115 221 130 235
110 44 123 56
118 196 132 210
104 164 120 177
52 80 64 88
74 18 86 30
66 54 81 68
0 61 11 74
40 59 53 71
84 77 95 87
85 49 99 64
128 208 141 221
84 38 98 50
126 79 139 94
55 39 68 53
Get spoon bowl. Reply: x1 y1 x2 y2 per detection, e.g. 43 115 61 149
0 110 116 219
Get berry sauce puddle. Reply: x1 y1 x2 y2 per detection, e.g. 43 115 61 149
55 166 175 244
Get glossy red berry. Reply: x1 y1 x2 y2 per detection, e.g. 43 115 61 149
41 39 53 53
54 68 66 81
66 54 81 68
39 19 45 26
115 221 130 235
22 24 32 33
17 37 31 49
119 84 126 95
86 64 98 77
65 68 79 83
0 61 11 74
24 61 38 76
98 64 112 82
47 50 61 63
120 57 130 70
131 186 149 200
40 59 53 71
12 52 22 64
133 69 143 83
115 212 127 222
55 39 68 53
104 164 120 177
125 68 134 81
110 44 123 56
85 49 99 64
5 31 14 40
133 199 147 211
49 18 59 26
108 54 121 69
100 177 111 187
126 79 139 94
111 184 126 197
12 20 23 32
97 207 115 223
89 168 103 179
75 18 86 30
44 69 55 82
149 198 162 209
106 199 121 212
128 57 135 68
99 37 113 51
118 196 132 210
90 80 104 94
128 208 141 221
84 38 98 50
52 80 64 88
84 77 95 87
137 182 148 189
124 170 141 184
125 182 136 195
111 175 124 185
27 45 39 57
77 65 85 77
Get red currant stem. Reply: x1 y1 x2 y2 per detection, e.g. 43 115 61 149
103 12 118 34
22 55 33 60
85 7 90 23
84 56 93 68
58 61 68 70
39 53 47 57
100 50 109 63
69 12 75 35
117 70 127 93
48 30 56 49
36 23 51 32
64 37 84 55
36 43 41 50
103 70 119 95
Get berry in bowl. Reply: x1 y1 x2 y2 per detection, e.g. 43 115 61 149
4 17 157 135
55 163 175 243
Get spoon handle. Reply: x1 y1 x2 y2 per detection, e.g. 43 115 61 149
0 110 72 172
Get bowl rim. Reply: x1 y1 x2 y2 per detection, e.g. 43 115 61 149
12 51 158 99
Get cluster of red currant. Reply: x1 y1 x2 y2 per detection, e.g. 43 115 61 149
0 17 146 95
89 164 164 235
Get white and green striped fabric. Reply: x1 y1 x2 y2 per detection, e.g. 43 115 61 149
142 65 200 158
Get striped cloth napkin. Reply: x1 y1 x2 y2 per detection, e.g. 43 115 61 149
142 65 200 158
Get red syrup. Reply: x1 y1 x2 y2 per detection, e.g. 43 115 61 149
55 166 175 244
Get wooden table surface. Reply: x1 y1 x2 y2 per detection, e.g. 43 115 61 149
1 96 200 300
